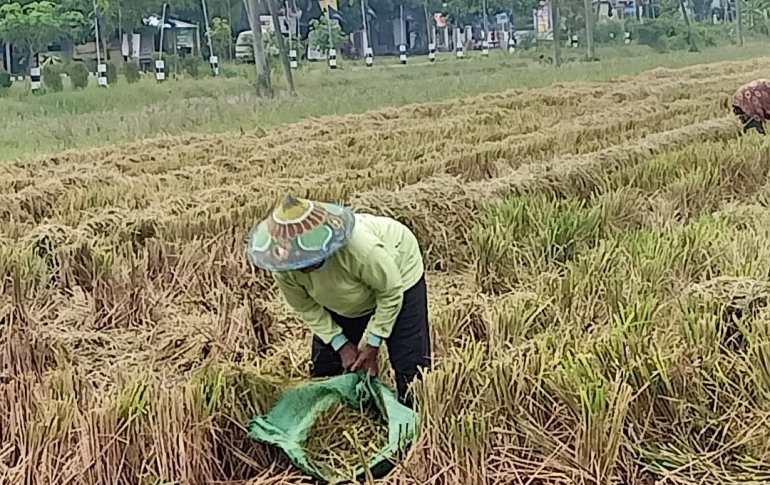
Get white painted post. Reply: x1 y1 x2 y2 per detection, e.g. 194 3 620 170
365 46 373 66
328 48 338 68
399 44 407 64
428 42 436 61
209 55 219 75
97 63 108 86
30 66 41 91
155 59 166 81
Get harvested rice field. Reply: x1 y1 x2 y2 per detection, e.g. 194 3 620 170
3 55 770 484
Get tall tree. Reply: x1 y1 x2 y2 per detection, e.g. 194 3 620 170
0 1 84 70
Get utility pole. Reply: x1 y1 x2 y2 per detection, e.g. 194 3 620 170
551 0 561 66
266 0 296 93
735 0 743 46
584 0 595 59
244 0 273 97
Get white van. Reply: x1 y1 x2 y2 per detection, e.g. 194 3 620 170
235 30 281 62
235 30 255 62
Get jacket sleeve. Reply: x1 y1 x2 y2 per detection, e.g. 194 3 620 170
274 273 343 345
350 244 404 340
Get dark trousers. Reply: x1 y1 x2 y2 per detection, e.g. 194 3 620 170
310 276 431 408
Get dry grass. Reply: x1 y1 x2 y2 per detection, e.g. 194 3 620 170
3 56 770 484
304 402 389 481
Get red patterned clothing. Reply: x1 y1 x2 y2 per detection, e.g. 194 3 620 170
733 79 770 122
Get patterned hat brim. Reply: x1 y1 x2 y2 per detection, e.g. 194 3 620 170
733 79 770 122
246 202 356 272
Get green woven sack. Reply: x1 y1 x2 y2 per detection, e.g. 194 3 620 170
248 372 417 483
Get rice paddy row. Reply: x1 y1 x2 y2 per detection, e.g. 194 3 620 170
1 56 770 484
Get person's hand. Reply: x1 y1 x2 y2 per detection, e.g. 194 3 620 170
351 344 380 377
339 342 360 371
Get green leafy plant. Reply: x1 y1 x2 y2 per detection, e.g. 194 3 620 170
182 56 203 77
308 16 347 55
124 62 141 84
0 69 12 89
106 62 117 84
68 61 89 89
208 16 233 60
42 64 63 92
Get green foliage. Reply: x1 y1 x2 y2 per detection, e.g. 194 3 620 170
622 17 733 52
0 1 85 66
106 62 117 84
262 30 280 57
182 56 203 77
124 62 141 84
308 16 347 54
208 16 232 60
594 20 628 45
167 55 181 75
42 64 63 92
68 61 89 88
0 69 11 89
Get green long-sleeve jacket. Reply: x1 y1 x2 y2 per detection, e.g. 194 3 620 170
273 213 424 346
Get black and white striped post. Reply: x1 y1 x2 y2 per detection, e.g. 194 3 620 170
456 44 464 58
481 38 489 56
428 42 436 62
508 35 516 53
624 31 631 44
571 34 579 48
97 63 108 86
328 48 338 69
156 3 168 82
202 0 218 76
155 59 166 82
30 67 41 92
365 47 373 67
209 55 219 75
289 49 298 68
399 44 407 64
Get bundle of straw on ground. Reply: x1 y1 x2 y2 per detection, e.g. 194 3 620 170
4 55 770 484
303 402 389 481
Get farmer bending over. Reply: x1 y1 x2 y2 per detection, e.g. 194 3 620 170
246 196 431 408
732 79 770 135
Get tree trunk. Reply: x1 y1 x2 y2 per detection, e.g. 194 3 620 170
245 0 273 97
227 0 234 59
551 0 562 66
102 35 109 62
267 0 296 94
584 0 595 59
28 46 37 74
679 0 699 51
735 0 744 46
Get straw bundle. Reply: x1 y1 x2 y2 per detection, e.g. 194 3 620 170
303 402 388 480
